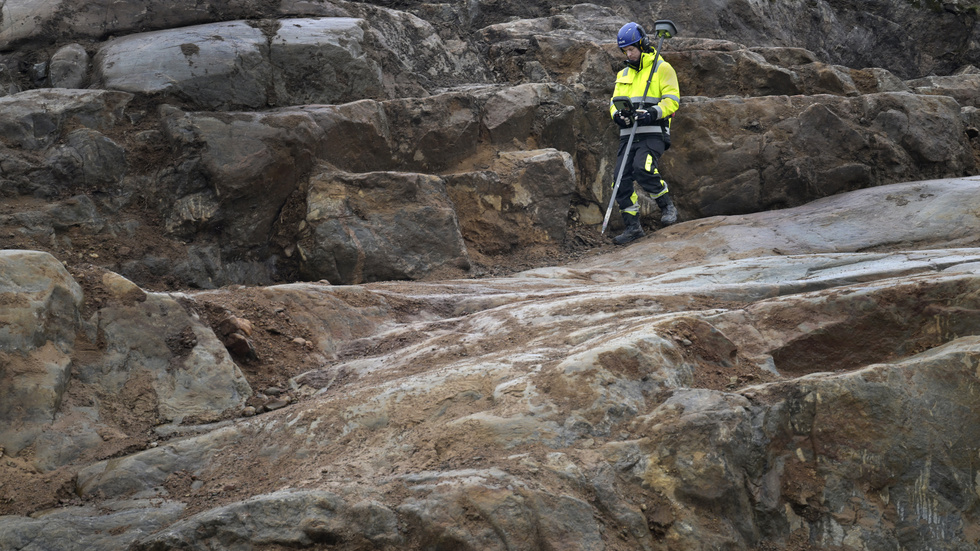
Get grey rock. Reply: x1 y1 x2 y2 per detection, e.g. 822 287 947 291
670 47 804 97
91 15 476 111
299 170 470 284
45 129 126 189
343 3 492 96
0 263 252 471
1 195 106 240
548 178 980 280
748 46 819 67
477 7 623 90
793 62 861 96
0 89 131 150
5 178 979 549
396 472 603 551
0 250 81 455
480 83 577 151
0 500 185 551
158 106 322 255
0 250 81 352
668 94 976 218
446 148 577 255
73 282 252 424
150 83 582 279
0 2 979 549
48 43 89 89
907 72 980 108
299 100 394 173
77 423 242 498
0 0 351 50
856 67 912 94
94 21 271 110
269 17 384 106
382 92 482 173
749 337 980 550
131 490 402 550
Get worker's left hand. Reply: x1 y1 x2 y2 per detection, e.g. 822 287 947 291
613 110 632 128
635 110 654 125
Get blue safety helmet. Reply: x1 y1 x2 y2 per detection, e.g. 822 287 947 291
617 22 649 51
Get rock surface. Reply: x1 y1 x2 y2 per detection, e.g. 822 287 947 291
2 177 979 550
0 0 979 550
0 3 977 288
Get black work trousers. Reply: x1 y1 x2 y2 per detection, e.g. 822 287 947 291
613 133 668 213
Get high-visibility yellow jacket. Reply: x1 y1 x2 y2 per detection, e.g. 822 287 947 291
609 50 680 137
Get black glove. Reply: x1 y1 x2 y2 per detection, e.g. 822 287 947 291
613 110 632 129
636 110 654 125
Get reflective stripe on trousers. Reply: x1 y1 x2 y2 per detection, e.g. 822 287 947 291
612 134 669 213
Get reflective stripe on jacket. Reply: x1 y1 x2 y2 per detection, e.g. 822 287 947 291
609 50 680 137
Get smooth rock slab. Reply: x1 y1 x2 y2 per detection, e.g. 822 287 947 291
94 21 270 110
130 490 402 550
0 500 185 551
94 18 384 110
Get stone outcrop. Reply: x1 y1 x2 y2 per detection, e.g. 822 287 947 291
0 251 82 458
0 257 252 473
1 1 979 550
4 179 979 549
93 19 385 110
445 148 577 256
670 92 976 217
298 170 471 284
0 3 977 287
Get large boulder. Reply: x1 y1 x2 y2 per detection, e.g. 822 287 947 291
665 93 977 218
72 272 253 425
0 251 82 456
158 105 323 257
341 3 492 96
45 129 127 189
0 90 130 197
94 21 271 111
48 43 89 89
445 149 577 255
270 17 384 106
0 0 350 50
0 259 252 472
297 170 470 284
93 18 386 111
0 89 131 150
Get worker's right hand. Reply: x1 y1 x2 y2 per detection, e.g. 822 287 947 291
613 110 632 128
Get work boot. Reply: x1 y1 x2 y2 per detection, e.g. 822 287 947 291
613 213 644 245
656 195 678 226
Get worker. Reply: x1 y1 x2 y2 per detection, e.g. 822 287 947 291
609 21 680 245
